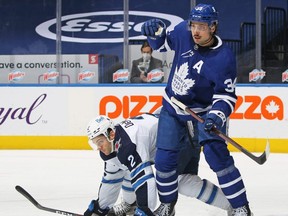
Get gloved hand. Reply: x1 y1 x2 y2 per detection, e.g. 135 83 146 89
204 111 226 133
84 199 109 216
134 207 154 216
141 19 166 37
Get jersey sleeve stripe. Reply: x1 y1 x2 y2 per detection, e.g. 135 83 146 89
212 94 237 103
212 94 237 112
121 185 135 192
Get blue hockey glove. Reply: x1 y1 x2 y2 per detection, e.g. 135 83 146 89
141 19 166 37
84 199 109 216
134 207 154 216
204 111 226 133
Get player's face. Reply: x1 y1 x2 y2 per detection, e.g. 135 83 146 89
190 21 214 46
91 135 112 155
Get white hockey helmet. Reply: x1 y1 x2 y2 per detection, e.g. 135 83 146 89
86 115 115 141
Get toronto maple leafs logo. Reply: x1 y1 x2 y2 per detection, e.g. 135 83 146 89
172 62 195 95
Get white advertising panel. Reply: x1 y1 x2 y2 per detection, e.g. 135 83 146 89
0 85 287 151
229 86 288 138
0 54 99 84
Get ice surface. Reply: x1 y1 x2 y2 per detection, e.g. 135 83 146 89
0 150 287 216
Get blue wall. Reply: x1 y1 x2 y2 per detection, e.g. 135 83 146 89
0 0 287 54
198 0 288 40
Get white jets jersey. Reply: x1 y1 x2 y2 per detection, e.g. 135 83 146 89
97 113 232 213
97 113 159 211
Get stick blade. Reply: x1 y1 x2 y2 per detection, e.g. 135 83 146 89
255 140 270 165
16 185 83 216
15 185 40 207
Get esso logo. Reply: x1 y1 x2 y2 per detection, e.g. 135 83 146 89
35 11 183 43
230 95 284 120
99 95 162 119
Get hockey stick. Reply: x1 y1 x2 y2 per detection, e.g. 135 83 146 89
15 185 83 216
171 97 270 165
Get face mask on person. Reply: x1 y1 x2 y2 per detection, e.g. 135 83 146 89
142 53 151 62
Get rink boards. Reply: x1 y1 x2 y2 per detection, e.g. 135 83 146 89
0 85 287 152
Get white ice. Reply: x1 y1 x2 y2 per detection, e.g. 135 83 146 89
0 150 287 216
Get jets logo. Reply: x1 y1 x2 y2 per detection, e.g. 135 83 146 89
115 138 122 151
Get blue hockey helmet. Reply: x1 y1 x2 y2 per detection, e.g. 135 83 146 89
189 4 218 26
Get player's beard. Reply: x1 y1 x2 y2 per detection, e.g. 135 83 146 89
193 34 214 47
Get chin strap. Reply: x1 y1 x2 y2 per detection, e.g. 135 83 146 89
106 132 115 154
109 139 115 154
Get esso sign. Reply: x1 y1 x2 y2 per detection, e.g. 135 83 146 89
35 11 183 43
230 95 284 120
99 95 162 119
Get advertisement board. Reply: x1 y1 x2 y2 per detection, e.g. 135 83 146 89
0 85 287 152
0 54 99 84
0 0 190 56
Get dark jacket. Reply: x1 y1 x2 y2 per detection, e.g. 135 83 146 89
130 56 163 83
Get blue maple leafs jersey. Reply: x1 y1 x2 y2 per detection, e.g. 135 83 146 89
148 20 238 120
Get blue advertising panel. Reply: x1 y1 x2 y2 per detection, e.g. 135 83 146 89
0 0 286 84
0 0 190 84
0 0 190 57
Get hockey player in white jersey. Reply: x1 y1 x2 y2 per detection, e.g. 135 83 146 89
141 3 252 216
83 113 232 216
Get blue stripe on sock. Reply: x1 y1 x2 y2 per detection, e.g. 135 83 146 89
206 185 218 204
197 179 207 199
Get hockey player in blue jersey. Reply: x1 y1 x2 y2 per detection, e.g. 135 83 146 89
83 113 232 216
141 3 252 216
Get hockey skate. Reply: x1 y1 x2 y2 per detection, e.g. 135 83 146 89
107 201 137 216
232 205 253 216
153 201 176 216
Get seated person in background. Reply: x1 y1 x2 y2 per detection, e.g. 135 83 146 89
130 41 164 83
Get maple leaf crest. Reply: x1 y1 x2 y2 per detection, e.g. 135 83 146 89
172 62 195 95
266 100 279 116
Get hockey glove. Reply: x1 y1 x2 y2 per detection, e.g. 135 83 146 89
141 19 166 37
204 111 226 133
84 199 109 216
134 207 155 216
